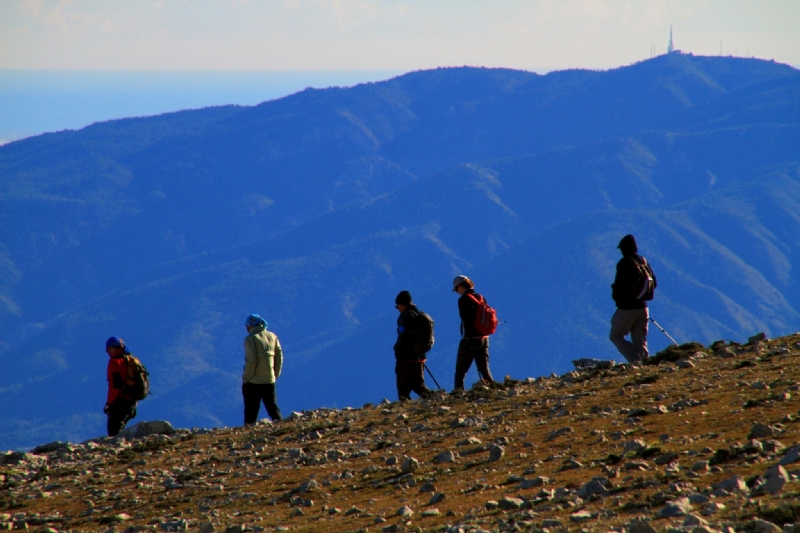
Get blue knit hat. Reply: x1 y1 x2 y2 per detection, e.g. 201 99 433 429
105 336 131 354
245 314 267 328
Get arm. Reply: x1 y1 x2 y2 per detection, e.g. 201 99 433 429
273 337 283 379
106 357 127 405
242 337 257 382
611 257 637 302
394 311 416 357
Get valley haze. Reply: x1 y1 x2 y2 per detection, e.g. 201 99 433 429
1 53 800 451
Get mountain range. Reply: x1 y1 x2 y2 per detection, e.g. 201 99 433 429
1 53 799 450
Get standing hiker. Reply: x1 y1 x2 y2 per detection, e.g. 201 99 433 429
242 314 283 425
393 291 433 401
452 275 496 391
610 234 657 363
104 336 138 437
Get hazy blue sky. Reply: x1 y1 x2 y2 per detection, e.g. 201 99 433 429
2 0 799 71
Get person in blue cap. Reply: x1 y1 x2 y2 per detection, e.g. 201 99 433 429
104 336 138 436
242 314 283 425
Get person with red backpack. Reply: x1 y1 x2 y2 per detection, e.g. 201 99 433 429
104 336 138 437
452 275 496 391
610 234 657 363
393 290 433 402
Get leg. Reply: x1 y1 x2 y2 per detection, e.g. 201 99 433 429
396 360 413 401
473 337 494 382
410 362 431 398
630 308 650 360
609 309 642 362
261 382 282 421
106 400 136 437
242 382 261 425
453 338 475 390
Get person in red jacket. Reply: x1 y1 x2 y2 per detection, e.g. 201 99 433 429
452 275 495 391
104 336 138 436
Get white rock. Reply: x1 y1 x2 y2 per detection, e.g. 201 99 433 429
434 451 460 464
753 518 781 533
116 421 175 440
400 456 418 473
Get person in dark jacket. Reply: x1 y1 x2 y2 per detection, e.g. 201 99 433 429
104 336 138 437
394 291 432 401
610 234 656 363
452 275 494 391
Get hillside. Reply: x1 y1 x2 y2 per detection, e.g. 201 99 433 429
2 334 800 533
1 54 800 450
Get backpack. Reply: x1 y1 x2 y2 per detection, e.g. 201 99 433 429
466 293 499 335
414 310 435 356
632 256 657 301
123 354 150 401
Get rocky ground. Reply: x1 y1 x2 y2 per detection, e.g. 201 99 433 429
2 334 800 533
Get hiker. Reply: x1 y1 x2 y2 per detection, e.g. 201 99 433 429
104 336 138 437
452 275 495 390
393 291 432 401
242 314 283 425
610 234 657 363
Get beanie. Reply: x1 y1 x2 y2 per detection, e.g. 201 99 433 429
106 336 124 349
617 234 638 255
395 290 412 306
105 336 131 354
245 314 268 328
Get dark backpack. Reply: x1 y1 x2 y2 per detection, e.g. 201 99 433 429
466 293 499 335
633 256 657 301
414 310 435 356
124 354 150 401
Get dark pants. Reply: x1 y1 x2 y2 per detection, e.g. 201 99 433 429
454 337 493 390
242 382 282 424
395 359 431 400
107 399 137 437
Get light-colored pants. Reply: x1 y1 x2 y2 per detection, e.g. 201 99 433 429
609 308 649 362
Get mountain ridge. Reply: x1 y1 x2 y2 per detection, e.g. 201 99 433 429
1 55 799 450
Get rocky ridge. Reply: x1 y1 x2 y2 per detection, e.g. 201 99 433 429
2 334 800 533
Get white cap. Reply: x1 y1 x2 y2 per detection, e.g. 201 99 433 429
452 275 470 292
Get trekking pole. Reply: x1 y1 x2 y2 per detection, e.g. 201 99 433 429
650 317 679 346
423 363 444 391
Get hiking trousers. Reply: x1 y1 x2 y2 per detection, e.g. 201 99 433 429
242 382 282 424
395 359 431 400
107 399 137 437
609 307 649 362
454 337 493 390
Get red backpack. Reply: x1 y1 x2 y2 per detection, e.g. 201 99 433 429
467 293 499 335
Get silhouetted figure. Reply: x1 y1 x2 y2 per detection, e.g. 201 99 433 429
104 336 138 436
610 234 657 363
393 290 432 401
452 275 494 391
242 314 283 425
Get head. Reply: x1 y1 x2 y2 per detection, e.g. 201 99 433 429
395 290 412 313
617 234 638 256
452 275 474 295
105 336 126 357
245 314 267 332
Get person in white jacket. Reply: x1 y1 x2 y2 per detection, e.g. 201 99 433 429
242 314 283 425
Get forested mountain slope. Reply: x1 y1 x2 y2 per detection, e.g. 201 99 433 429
1 54 799 450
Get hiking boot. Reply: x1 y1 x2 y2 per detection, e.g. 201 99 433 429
399 395 411 403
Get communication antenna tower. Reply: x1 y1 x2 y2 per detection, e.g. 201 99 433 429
668 25 674 54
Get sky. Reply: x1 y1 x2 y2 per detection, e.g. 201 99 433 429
2 0 799 72
1 0 798 143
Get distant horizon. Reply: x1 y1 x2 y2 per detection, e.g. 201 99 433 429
3 54 796 146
